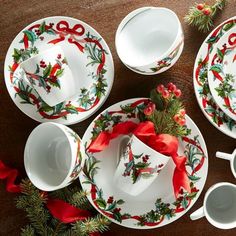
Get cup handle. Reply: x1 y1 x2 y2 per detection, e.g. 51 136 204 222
19 64 34 86
116 135 130 166
216 151 232 161
190 206 204 220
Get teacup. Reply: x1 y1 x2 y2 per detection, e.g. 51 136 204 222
115 7 184 75
20 45 77 107
190 182 236 229
216 149 236 178
24 122 85 191
113 135 170 196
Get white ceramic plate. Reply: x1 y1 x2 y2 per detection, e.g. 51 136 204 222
193 17 236 138
208 27 236 120
80 98 208 229
4 16 114 125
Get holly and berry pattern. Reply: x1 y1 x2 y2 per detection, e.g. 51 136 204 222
150 40 183 73
194 18 236 137
81 99 206 228
122 144 164 184
26 55 67 93
6 18 112 122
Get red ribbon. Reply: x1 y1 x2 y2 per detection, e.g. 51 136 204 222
88 121 191 198
0 160 97 230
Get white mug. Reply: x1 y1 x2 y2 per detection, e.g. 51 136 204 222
20 45 77 107
190 182 236 229
24 122 85 191
115 7 184 75
216 149 236 178
113 135 170 196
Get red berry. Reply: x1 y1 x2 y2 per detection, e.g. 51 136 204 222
156 84 165 93
179 108 186 116
143 102 156 116
167 82 176 92
162 89 170 99
107 196 114 204
178 118 186 126
203 8 212 15
197 3 204 10
179 188 184 195
174 89 182 97
173 114 181 123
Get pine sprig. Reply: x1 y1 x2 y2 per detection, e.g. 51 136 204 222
145 83 190 137
72 215 110 236
184 0 227 32
16 179 110 236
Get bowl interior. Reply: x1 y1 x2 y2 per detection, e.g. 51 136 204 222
116 8 179 67
24 123 72 190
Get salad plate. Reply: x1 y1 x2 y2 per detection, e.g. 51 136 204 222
193 17 236 138
80 98 208 229
4 16 114 125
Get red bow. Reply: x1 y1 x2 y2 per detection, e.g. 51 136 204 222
88 121 191 198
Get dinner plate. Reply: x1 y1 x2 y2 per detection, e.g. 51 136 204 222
208 27 236 120
193 17 236 139
4 16 114 125
80 98 208 229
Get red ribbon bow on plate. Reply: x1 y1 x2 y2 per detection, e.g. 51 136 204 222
88 121 191 198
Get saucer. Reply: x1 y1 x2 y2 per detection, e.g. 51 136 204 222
4 16 114 125
208 27 236 120
79 98 208 229
193 17 236 139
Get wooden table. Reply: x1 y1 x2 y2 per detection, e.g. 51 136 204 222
0 0 235 235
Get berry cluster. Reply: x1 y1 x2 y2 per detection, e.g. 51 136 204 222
173 108 186 126
40 60 47 68
142 155 149 163
107 196 113 204
57 54 62 59
143 102 155 116
156 82 182 99
197 3 212 15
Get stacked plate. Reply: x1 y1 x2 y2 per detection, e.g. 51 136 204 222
194 17 236 139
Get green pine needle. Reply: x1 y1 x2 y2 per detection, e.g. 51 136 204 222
21 225 35 236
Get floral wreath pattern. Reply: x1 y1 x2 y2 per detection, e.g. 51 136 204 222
194 19 236 136
81 99 207 228
7 19 111 121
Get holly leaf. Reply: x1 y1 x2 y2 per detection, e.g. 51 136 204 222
209 64 222 73
39 104 54 112
223 22 235 31
54 102 64 114
188 175 201 181
46 28 56 35
55 68 64 77
23 30 36 44
65 105 78 114
206 36 217 44
188 191 198 199
95 198 106 209
117 199 125 205
34 64 40 74
43 63 52 77
106 202 116 211
12 48 21 62
181 197 188 209
217 48 224 61
150 89 164 110
113 211 122 223
39 21 46 34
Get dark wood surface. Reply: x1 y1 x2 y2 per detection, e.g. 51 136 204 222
0 0 236 235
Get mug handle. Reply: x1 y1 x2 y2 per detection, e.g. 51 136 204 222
190 206 205 220
216 151 232 161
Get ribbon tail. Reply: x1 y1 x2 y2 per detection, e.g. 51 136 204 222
46 199 91 223
68 38 84 52
0 160 21 193
48 37 65 45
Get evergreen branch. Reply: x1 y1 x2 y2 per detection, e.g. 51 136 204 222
184 0 227 32
21 225 35 236
72 215 110 236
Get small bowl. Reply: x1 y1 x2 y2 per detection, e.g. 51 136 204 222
115 7 184 75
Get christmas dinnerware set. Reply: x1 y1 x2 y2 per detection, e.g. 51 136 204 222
2 5 236 233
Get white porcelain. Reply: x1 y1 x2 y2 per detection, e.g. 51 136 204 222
20 45 76 107
216 149 236 178
114 134 170 196
193 16 236 139
208 27 236 121
190 182 236 229
4 16 114 125
80 98 208 229
115 7 184 75
24 122 85 191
